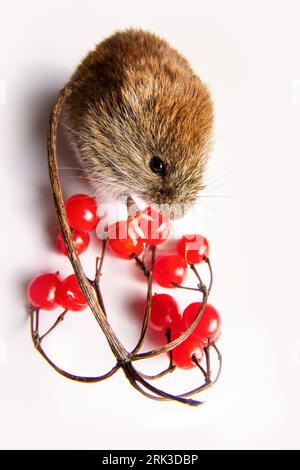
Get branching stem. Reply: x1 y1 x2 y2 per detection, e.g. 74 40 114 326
27 85 223 406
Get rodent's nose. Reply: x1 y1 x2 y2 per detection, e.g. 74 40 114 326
156 189 188 219
160 187 175 199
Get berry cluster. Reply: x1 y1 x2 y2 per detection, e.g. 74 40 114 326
28 273 87 311
28 192 222 405
103 205 221 370
150 296 220 369
56 194 99 256
28 193 100 310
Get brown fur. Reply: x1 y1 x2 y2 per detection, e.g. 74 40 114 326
64 28 214 218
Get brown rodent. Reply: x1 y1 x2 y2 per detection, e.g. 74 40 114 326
64 29 214 218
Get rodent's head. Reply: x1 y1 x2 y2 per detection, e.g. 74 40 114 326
66 68 213 219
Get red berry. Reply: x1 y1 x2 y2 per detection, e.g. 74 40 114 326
56 274 87 311
148 294 181 331
177 234 209 264
27 273 61 310
169 327 204 369
56 231 90 256
135 207 172 245
106 220 144 259
182 302 221 345
152 254 187 288
65 194 99 232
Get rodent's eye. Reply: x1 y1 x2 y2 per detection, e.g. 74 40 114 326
149 156 166 177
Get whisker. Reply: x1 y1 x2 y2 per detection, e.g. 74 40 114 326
60 176 125 191
204 168 234 187
58 166 86 171
203 181 239 191
63 124 83 139
204 174 235 187
196 201 226 217
60 175 104 182
199 194 239 200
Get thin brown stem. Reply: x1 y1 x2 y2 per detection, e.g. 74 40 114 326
138 365 176 381
192 355 208 381
132 253 150 278
29 305 39 344
29 307 120 383
204 337 212 383
121 367 174 402
178 347 222 399
211 342 223 384
132 340 222 401
141 243 148 264
131 256 213 361
166 328 174 368
89 239 107 317
177 381 213 398
171 283 202 292
190 264 207 294
124 362 203 406
131 246 156 355
48 85 128 361
39 310 68 342
130 274 152 354
131 290 209 361
137 328 175 380
95 239 107 283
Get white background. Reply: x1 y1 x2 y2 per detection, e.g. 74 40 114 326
1 0 300 450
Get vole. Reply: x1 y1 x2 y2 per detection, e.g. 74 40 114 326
63 28 214 218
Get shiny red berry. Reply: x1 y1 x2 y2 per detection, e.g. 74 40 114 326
148 294 181 331
152 254 187 288
177 234 209 264
56 274 87 311
182 302 221 345
56 230 90 256
135 207 172 245
27 273 61 310
65 194 99 232
169 327 204 369
106 220 144 259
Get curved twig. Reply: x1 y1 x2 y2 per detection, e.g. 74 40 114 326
131 261 212 360
123 362 203 406
48 86 129 362
131 338 222 401
89 239 107 317
211 342 222 384
138 365 176 380
38 310 68 342
131 246 156 354
131 293 209 360
30 307 120 383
